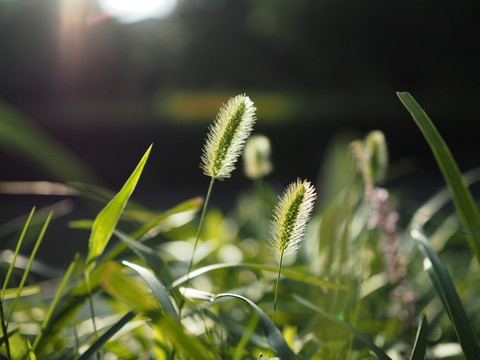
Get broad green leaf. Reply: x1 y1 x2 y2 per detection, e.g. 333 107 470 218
102 340 137 359
259 354 280 360
99 262 158 313
169 263 347 291
213 293 297 360
411 314 428 360
86 145 152 271
0 331 29 360
398 92 480 265
293 295 392 360
78 312 136 360
113 230 182 306
151 315 215 360
122 261 178 320
411 228 480 359
0 329 18 346
0 100 99 183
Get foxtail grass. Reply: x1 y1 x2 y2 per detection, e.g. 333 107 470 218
269 179 316 324
182 94 256 315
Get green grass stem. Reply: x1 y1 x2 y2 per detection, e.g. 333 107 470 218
179 177 215 316
0 298 10 358
6 211 52 326
272 250 284 325
32 255 77 351
0 205 33 360
84 270 100 360
1 207 35 301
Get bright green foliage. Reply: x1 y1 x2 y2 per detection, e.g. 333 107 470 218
2 92 480 360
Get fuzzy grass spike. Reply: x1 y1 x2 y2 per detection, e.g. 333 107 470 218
270 179 316 326
201 94 256 179
270 179 316 256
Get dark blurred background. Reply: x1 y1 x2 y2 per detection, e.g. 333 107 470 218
1 0 480 263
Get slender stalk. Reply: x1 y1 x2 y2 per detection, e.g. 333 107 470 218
272 250 284 325
0 297 11 358
6 212 51 326
32 257 76 351
179 177 215 317
270 251 284 358
1 207 35 301
188 177 215 279
74 324 80 358
85 271 100 360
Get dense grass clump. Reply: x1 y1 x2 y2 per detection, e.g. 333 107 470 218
1 92 480 360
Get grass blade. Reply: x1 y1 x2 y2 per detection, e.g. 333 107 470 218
214 293 297 360
130 196 203 239
152 315 216 360
86 145 152 272
410 314 428 360
233 313 260 360
113 230 183 306
0 207 34 360
6 212 52 325
100 261 158 313
293 295 392 360
397 91 480 265
170 263 347 291
32 255 78 351
1 207 35 301
0 101 100 183
77 312 136 360
122 261 178 320
411 227 480 359
32 262 107 355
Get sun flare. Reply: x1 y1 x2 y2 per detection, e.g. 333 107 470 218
98 0 177 23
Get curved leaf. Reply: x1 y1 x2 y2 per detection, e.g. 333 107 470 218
113 230 182 306
169 263 347 291
214 293 297 360
410 314 428 360
398 92 480 266
122 261 178 320
411 228 480 359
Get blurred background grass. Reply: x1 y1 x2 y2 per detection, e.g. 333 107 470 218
1 0 480 264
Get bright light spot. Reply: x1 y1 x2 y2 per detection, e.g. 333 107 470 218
98 0 177 23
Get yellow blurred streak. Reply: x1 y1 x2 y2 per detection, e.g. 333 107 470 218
2 285 41 300
158 91 298 123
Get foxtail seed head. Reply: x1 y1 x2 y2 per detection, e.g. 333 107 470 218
365 130 388 183
243 134 273 180
269 179 316 256
201 94 256 179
